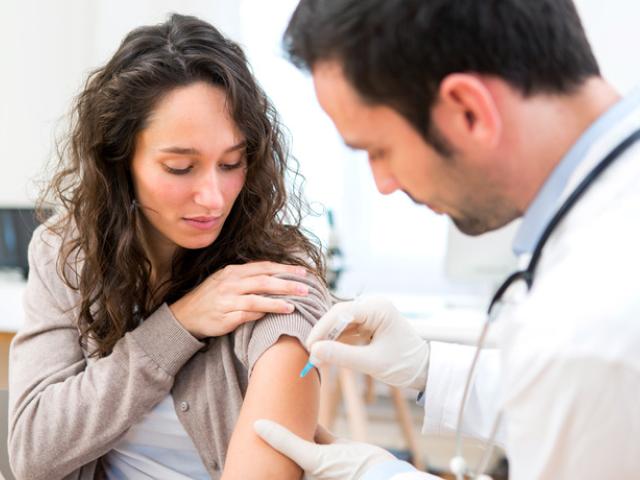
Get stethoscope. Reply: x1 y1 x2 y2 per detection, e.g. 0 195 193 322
450 127 640 480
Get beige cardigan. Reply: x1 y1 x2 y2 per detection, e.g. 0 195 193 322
8 225 330 480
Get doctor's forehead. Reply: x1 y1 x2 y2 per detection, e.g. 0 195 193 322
313 63 365 116
312 61 386 147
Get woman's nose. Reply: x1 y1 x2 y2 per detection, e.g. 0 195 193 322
194 171 224 210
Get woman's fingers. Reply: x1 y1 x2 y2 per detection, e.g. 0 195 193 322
235 275 309 296
217 294 299 333
171 262 308 339
214 295 297 333
225 310 266 329
224 261 307 279
223 295 298 330
234 295 296 315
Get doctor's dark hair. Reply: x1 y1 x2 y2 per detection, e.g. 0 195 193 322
284 0 600 154
41 14 324 357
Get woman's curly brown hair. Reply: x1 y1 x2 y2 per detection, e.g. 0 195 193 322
39 14 325 358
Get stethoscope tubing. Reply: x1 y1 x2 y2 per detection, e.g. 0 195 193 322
453 127 640 480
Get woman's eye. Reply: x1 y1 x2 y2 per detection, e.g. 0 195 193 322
220 160 245 171
165 165 193 175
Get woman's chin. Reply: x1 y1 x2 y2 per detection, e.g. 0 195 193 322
175 233 219 250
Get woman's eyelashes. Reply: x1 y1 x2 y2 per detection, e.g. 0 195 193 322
163 158 246 175
165 165 193 175
219 159 246 171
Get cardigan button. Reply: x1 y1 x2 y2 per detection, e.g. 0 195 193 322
179 401 189 412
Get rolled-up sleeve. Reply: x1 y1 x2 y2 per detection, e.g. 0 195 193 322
234 272 331 375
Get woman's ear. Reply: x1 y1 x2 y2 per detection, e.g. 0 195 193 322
432 73 502 150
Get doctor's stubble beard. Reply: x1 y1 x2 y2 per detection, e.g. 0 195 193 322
411 125 521 235
403 187 521 237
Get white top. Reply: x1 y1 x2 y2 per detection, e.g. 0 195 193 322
103 394 209 479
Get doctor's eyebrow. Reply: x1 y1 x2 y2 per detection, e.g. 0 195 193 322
158 141 247 156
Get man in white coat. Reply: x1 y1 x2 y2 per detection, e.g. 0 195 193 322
254 0 640 478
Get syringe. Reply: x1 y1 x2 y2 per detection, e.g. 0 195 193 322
299 313 352 378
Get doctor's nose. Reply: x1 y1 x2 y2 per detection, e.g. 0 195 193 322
369 159 400 195
193 171 224 210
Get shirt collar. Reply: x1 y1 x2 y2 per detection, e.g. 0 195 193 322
512 85 640 256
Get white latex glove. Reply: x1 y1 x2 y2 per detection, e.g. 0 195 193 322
306 297 430 390
254 419 399 480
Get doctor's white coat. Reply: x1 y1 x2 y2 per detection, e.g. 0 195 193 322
406 103 640 479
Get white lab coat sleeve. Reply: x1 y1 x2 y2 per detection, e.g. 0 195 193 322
421 341 504 446
360 460 443 480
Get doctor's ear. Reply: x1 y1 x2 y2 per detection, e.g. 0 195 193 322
431 73 502 151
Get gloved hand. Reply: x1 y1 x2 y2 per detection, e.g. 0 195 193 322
254 419 398 480
306 297 430 390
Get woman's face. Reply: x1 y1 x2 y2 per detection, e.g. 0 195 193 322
131 82 247 260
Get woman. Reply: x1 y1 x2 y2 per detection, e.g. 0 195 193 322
8 14 330 480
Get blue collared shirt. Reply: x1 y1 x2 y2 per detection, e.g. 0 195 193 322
512 85 640 256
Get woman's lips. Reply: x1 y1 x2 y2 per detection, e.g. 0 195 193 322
183 216 222 231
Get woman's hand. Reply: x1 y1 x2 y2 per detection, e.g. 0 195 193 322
169 261 309 339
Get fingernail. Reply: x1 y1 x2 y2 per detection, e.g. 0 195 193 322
296 267 307 276
297 285 309 295
286 303 295 312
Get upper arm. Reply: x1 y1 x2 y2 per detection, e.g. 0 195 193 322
222 335 320 479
